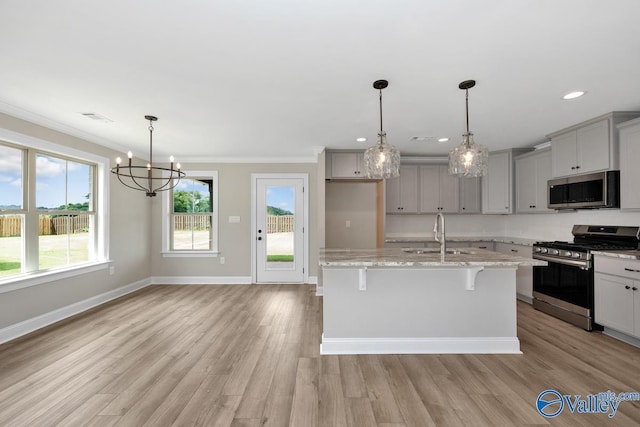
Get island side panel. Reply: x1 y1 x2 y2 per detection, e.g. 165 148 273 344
321 267 519 354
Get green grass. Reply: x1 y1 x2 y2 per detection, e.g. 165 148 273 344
267 254 294 262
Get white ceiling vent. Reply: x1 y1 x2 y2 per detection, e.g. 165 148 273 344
409 136 435 142
80 112 113 122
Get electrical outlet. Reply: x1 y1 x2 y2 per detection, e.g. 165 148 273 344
220 257 225 264
346 220 351 228
109 266 115 275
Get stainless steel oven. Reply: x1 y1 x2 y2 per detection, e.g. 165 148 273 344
532 225 640 330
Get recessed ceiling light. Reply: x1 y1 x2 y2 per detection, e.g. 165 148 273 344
356 137 367 142
438 137 449 143
562 91 585 100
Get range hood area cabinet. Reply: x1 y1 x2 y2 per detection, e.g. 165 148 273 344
482 149 531 214
548 111 640 179
618 117 640 210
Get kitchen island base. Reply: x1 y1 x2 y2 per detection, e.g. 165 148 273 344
320 267 521 355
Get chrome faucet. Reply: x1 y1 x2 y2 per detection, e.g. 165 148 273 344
433 212 446 257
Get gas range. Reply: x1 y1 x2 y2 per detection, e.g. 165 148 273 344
533 225 640 269
532 225 640 330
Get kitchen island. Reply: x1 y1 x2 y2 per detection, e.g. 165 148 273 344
319 247 546 355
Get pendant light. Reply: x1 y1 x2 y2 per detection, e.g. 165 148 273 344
111 115 186 197
448 80 488 177
363 79 400 179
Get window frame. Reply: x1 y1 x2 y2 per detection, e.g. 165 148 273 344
0 128 110 293
161 170 219 257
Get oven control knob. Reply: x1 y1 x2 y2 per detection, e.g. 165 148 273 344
534 247 541 253
540 248 548 254
572 252 582 258
549 249 559 255
561 250 572 257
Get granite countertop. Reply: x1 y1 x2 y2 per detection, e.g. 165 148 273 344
319 247 547 268
384 236 538 246
591 250 640 260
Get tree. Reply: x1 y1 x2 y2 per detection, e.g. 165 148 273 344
267 206 293 216
173 190 211 213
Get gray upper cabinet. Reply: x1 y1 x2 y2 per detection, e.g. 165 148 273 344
482 150 529 214
618 117 640 210
515 149 553 213
419 165 459 213
328 152 365 179
385 165 419 213
459 176 481 214
548 112 640 178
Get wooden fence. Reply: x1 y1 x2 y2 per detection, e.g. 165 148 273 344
0 215 90 237
267 215 294 233
173 215 211 231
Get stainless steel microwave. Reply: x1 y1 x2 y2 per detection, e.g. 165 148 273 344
547 171 620 209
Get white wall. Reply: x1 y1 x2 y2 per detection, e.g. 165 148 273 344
0 113 152 329
325 181 378 249
150 162 320 279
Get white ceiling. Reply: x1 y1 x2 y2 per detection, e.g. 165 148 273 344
1 0 640 162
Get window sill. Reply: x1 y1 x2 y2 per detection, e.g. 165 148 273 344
0 261 111 294
161 251 220 258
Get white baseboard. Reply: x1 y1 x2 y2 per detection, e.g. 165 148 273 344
516 293 533 304
151 276 253 285
320 335 522 355
307 275 318 285
0 278 151 345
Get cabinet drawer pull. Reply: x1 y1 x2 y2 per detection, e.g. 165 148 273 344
634 287 639 291
624 267 640 273
511 249 518 253
625 285 631 290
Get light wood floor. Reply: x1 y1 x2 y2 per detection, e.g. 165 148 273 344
0 285 639 426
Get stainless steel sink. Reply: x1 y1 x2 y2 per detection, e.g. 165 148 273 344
401 248 474 255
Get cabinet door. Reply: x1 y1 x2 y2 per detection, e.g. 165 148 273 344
439 166 460 212
577 119 610 174
635 287 640 337
515 154 536 212
495 243 533 299
385 165 418 213
331 152 362 178
419 165 441 212
460 177 481 213
399 165 419 213
385 175 401 213
594 273 635 335
619 121 640 210
534 150 553 212
551 131 578 177
482 151 512 214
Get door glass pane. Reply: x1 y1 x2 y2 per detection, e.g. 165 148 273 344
0 214 22 276
265 185 295 269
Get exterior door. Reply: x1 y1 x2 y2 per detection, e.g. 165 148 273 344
253 175 307 283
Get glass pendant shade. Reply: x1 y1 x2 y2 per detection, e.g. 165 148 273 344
448 79 488 177
448 133 488 177
364 132 401 179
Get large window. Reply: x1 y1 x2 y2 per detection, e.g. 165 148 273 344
162 171 218 256
0 135 108 284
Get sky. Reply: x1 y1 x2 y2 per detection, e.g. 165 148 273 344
0 145 91 209
267 185 294 214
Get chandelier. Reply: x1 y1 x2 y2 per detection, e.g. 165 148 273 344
448 80 489 177
111 115 185 197
363 79 400 179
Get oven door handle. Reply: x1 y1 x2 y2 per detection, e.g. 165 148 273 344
533 254 589 269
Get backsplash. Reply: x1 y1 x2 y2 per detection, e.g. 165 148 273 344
386 210 640 242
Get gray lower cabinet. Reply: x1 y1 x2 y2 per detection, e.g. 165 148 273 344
494 242 533 301
594 255 640 339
